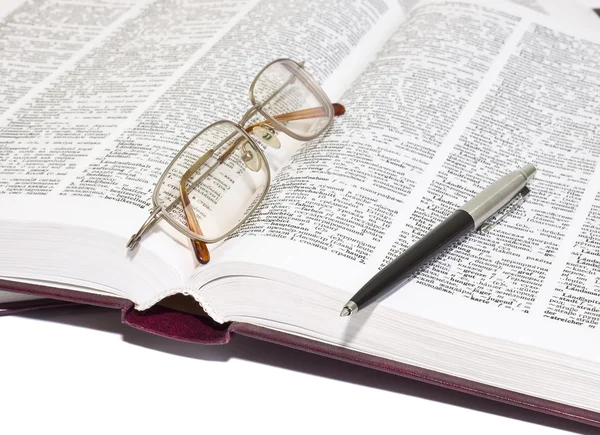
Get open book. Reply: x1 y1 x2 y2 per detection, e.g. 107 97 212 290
1 0 600 425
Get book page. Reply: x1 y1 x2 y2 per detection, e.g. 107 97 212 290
0 0 257 294
217 0 525 281
200 0 600 361
399 0 600 28
0 0 403 302
537 0 600 30
376 3 600 360
509 0 600 30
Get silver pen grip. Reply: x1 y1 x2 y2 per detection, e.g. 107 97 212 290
459 165 536 228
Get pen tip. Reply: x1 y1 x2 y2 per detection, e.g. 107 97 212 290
340 307 351 317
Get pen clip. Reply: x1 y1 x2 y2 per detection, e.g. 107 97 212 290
479 186 530 233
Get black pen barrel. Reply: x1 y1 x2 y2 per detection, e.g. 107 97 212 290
353 210 475 309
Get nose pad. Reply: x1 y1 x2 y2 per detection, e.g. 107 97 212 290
252 125 280 149
241 141 262 172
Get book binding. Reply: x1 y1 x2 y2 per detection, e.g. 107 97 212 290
1 279 599 427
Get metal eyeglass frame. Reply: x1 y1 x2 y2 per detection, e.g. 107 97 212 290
126 58 345 264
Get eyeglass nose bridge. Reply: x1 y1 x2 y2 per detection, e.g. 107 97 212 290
239 104 261 126
126 206 163 250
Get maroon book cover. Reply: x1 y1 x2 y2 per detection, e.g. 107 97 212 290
1 278 599 428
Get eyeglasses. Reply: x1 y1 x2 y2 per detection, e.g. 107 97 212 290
126 59 345 264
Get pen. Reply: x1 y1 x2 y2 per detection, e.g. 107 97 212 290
340 165 537 317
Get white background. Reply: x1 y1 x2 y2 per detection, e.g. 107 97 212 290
0 306 596 435
0 2 598 434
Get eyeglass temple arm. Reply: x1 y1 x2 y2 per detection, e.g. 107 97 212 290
220 103 345 165
224 103 346 155
217 103 346 171
246 103 345 131
179 151 213 264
